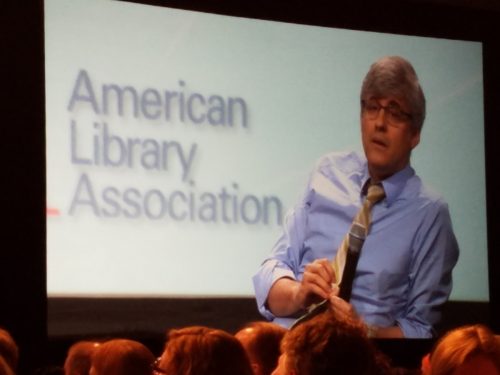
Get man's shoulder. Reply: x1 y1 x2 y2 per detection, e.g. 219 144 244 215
411 177 446 203
407 177 451 216
315 150 366 177
305 151 367 200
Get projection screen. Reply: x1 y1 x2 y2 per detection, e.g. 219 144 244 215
45 0 488 302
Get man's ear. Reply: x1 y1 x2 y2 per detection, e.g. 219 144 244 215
411 129 421 149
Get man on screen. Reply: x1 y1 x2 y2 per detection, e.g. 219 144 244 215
253 56 459 338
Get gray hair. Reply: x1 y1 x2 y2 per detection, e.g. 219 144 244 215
361 56 426 132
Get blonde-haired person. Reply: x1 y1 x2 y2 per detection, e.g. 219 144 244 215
422 324 500 375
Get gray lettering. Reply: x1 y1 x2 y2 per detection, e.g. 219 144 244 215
70 120 92 165
187 93 206 123
141 88 162 119
228 97 248 128
102 84 139 117
69 173 100 216
68 69 100 113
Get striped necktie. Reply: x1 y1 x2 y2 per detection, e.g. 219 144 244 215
332 183 386 290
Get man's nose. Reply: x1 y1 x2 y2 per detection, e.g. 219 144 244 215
374 107 388 129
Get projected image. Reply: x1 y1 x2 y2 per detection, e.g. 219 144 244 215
45 0 487 301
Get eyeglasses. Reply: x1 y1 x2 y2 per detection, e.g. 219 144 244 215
362 99 412 126
151 357 168 375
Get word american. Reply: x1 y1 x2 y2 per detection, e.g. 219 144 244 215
67 69 248 127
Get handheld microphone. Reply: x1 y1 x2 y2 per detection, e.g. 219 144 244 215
290 222 367 329
338 222 366 301
290 299 329 329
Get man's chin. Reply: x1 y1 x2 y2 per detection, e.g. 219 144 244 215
366 158 394 180
366 152 390 169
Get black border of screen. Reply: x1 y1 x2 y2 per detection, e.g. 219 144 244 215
2 0 499 372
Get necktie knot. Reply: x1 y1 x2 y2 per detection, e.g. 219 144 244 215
366 183 385 205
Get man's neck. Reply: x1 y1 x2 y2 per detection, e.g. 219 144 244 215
368 163 410 184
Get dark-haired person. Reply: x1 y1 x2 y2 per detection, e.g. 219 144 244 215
235 321 286 375
254 55 459 338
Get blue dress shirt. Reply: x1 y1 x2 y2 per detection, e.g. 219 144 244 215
253 151 459 338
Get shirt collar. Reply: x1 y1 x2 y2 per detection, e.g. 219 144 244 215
361 164 415 206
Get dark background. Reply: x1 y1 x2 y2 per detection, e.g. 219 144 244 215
1 0 499 373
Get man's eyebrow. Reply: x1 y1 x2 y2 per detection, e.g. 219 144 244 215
387 100 402 107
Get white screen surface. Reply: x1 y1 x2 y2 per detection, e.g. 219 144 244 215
45 0 487 300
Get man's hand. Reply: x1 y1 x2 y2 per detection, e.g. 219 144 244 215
267 258 336 316
328 284 360 321
296 258 336 308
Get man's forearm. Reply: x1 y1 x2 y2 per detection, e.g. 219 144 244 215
267 277 304 317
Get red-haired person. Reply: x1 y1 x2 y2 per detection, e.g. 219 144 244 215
0 328 18 375
422 324 500 375
154 326 253 375
64 340 101 375
272 311 392 375
89 339 155 375
235 321 286 375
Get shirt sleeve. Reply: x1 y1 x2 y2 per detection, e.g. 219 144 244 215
252 189 312 321
396 200 459 338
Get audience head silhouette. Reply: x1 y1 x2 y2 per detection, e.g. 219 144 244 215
422 324 500 375
272 311 391 375
0 356 15 375
64 340 101 375
235 321 286 375
89 339 155 375
0 328 18 374
155 326 253 375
